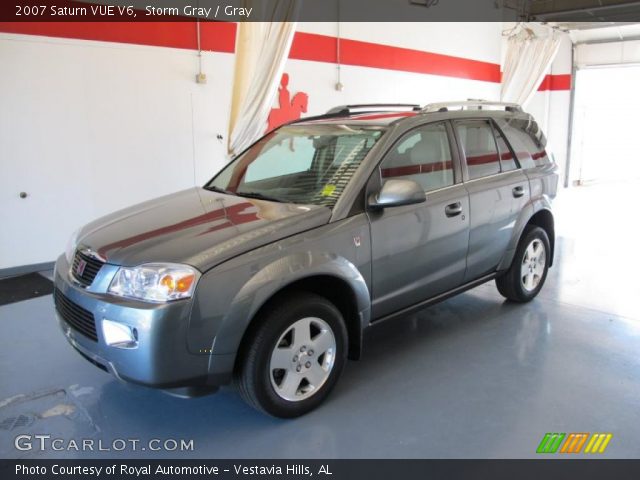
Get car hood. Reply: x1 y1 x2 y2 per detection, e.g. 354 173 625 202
76 187 331 271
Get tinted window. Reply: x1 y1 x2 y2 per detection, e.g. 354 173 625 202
499 118 550 169
380 122 454 192
455 121 500 179
493 125 518 171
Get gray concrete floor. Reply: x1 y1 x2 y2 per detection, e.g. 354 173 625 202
1 181 639 459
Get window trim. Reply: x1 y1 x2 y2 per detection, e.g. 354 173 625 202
460 168 520 185
489 119 522 172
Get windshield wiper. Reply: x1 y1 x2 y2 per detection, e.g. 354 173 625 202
204 185 235 195
236 191 285 203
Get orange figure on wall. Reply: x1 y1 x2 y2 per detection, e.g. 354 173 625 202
267 73 309 132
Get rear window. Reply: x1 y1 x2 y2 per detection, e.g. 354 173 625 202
498 118 550 169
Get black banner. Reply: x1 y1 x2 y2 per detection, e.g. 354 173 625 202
3 460 640 480
3 0 640 22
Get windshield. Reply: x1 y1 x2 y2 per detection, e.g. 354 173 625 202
206 125 384 207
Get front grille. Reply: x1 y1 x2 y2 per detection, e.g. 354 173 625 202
54 288 98 342
71 250 104 286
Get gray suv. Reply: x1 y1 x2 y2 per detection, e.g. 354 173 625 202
54 100 558 417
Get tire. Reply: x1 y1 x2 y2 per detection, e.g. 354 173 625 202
496 225 550 303
235 292 348 418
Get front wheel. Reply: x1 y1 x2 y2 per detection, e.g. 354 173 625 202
496 226 550 302
235 292 347 418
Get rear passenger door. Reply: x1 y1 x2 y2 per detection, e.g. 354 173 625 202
368 122 470 319
453 119 529 282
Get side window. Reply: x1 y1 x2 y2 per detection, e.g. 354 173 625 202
499 118 550 169
455 120 501 180
380 123 454 192
493 124 519 171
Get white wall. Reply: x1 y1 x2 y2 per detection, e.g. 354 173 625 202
0 34 234 269
0 22 568 270
298 22 503 64
291 23 502 110
282 61 500 121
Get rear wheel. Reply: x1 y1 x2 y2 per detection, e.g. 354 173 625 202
496 226 550 302
235 292 347 418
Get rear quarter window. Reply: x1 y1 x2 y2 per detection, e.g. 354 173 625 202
498 118 551 169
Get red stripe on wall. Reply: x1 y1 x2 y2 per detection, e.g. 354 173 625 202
290 31 502 83
538 73 572 91
0 22 570 89
0 21 236 52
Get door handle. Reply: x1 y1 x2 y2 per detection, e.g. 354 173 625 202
445 202 463 217
512 186 525 198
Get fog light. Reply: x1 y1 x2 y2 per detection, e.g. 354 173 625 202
102 319 138 349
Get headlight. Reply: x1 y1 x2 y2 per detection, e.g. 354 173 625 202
65 229 80 263
108 263 200 302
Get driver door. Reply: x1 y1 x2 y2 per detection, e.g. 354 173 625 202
368 122 470 319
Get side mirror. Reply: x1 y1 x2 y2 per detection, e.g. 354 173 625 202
368 179 426 209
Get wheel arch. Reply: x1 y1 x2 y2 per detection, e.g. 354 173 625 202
210 253 371 379
236 275 365 367
526 209 555 266
498 203 556 271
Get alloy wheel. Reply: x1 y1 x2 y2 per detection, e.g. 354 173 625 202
269 317 336 402
520 239 546 292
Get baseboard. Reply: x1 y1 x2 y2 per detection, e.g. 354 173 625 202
0 261 55 279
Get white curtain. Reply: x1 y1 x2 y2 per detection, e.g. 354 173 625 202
501 24 562 108
227 2 299 156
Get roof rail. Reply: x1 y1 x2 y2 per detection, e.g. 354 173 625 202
422 100 522 113
326 104 422 115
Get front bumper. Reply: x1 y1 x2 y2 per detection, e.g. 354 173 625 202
53 254 233 389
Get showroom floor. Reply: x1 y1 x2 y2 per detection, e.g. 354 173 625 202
1 181 639 459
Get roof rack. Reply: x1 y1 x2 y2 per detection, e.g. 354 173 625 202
421 100 522 113
326 104 422 115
